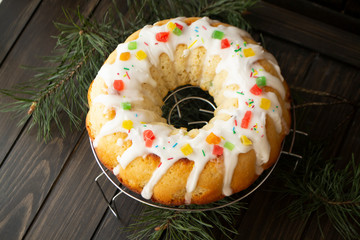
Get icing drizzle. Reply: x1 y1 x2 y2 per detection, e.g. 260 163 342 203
91 17 288 204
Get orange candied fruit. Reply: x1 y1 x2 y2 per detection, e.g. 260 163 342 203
206 132 221 145
120 52 130 61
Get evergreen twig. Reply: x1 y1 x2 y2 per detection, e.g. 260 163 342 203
276 144 360 240
126 199 247 240
0 0 258 141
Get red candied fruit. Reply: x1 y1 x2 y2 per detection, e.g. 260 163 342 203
156 32 170 42
241 111 252 129
250 84 262 95
175 23 183 30
113 80 124 91
221 38 231 49
213 145 224 156
143 130 155 148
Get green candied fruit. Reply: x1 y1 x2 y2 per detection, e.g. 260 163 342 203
173 27 182 36
224 141 235 151
128 41 137 50
121 102 132 110
211 30 224 40
256 76 267 87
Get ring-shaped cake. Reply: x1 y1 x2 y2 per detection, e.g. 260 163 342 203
86 17 291 205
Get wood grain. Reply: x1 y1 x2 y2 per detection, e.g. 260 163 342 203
0 0 41 64
245 1 360 67
0 112 84 240
23 133 117 239
0 0 100 165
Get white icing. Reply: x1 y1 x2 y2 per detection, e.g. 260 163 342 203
91 17 289 204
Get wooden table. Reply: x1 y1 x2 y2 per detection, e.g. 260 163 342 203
0 0 359 239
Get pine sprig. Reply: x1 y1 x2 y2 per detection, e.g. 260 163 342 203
127 199 246 240
0 9 121 140
0 0 258 141
277 145 360 240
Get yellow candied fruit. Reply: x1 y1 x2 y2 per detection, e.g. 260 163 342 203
240 135 253 146
105 108 116 119
120 52 130 61
135 50 147 60
105 50 117 64
167 22 176 31
122 120 133 130
243 48 255 57
206 132 221 145
181 143 193 156
260 98 271 110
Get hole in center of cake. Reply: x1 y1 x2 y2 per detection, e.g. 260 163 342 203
162 85 216 130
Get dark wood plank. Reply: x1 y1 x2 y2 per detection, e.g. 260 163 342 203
23 133 117 239
0 113 84 240
245 1 360 67
0 0 100 165
264 0 360 35
92 198 145 240
0 0 41 64
0 0 103 239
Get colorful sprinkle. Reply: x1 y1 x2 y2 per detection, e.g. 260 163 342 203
181 143 193 156
128 41 137 50
168 157 173 160
235 119 238 126
243 48 255 57
202 150 205 157
158 162 162 168
122 120 133 130
121 102 131 110
246 98 255 108
256 76 266 87
124 67 130 70
212 145 223 156
126 71 130 79
144 42 149 46
241 111 252 129
240 135 252 146
233 127 236 134
206 132 221 144
250 84 262 95
202 25 207 30
120 52 130 61
135 50 147 60
113 80 124 91
236 91 244 95
260 98 271 110
172 142 178 148
224 141 235 151
212 30 224 40
156 32 170 42
221 38 230 49
188 39 198 49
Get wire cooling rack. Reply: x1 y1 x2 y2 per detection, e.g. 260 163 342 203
91 85 307 218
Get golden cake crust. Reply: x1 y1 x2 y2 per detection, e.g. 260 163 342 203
86 17 291 205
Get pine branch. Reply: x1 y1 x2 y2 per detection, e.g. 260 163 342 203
126 199 246 240
0 0 258 141
277 144 360 240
